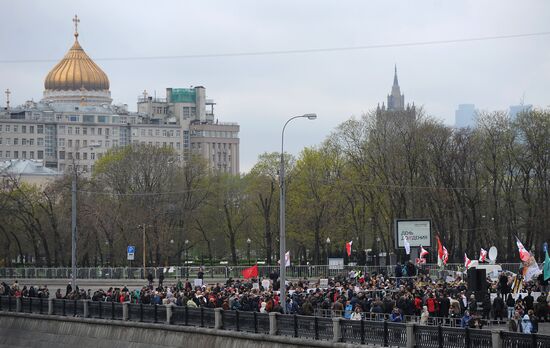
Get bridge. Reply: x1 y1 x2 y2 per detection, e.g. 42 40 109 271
0 296 549 348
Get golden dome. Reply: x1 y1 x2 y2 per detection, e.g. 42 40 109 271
44 33 109 91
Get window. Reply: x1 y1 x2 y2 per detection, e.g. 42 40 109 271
5 138 10 146
75 140 80 148
59 151 65 160
97 128 102 135
155 129 160 136
83 115 94 123
58 125 66 134
68 127 73 135
148 129 153 136
105 128 110 136
68 152 73 160
58 138 65 147
98 140 102 147
170 142 174 148
37 150 43 159
13 151 18 158
83 127 87 135
29 139 34 146
22 126 26 133
13 138 18 145
162 130 167 137
105 140 110 148
90 128 95 135
37 125 44 134
13 125 18 133
69 115 79 122
97 116 108 123
22 138 27 146
22 151 27 159
90 153 95 160
176 142 181 150
112 140 118 147
5 125 10 132
75 127 80 135
6 151 10 158
29 126 34 133
68 139 73 148
76 152 80 160
30 151 34 159
163 142 167 147
83 140 87 147
0 138 2 145
83 152 87 160
37 138 44 146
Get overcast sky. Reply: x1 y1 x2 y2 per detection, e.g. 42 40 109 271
1 1 549 171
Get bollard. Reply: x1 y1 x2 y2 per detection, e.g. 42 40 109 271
122 302 129 321
48 298 54 315
214 308 222 330
332 317 341 343
166 305 172 325
406 322 415 348
83 300 89 318
491 330 501 348
269 312 278 336
15 298 21 312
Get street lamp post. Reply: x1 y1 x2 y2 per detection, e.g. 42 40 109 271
326 237 331 265
70 144 99 292
184 239 189 278
280 113 317 314
247 238 251 266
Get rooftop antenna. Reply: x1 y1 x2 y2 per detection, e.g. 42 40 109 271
5 88 11 110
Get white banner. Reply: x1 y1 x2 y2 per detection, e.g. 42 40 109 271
396 220 431 248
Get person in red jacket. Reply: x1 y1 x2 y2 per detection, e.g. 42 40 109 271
426 293 438 317
414 295 423 316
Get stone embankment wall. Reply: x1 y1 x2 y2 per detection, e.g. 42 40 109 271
0 312 363 348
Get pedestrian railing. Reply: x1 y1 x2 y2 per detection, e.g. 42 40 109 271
1 295 548 348
0 263 524 280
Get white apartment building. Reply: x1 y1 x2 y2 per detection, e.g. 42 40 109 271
0 18 239 175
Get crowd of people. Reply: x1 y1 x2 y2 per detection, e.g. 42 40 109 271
1 262 548 334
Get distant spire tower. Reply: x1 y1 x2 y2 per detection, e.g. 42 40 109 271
387 65 405 111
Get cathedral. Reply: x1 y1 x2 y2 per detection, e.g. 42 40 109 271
0 16 240 175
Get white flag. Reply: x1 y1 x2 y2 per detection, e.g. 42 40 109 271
285 251 291 267
403 236 411 255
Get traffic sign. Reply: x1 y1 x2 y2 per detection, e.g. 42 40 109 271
127 245 135 261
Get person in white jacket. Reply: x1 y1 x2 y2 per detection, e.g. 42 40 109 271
350 306 363 320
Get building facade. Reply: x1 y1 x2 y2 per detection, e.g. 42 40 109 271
0 17 239 175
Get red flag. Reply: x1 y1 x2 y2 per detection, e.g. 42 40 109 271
420 246 429 258
346 241 353 257
516 236 530 262
436 236 448 266
479 248 487 263
242 264 258 279
464 253 472 269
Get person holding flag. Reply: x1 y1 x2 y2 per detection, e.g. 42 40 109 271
542 242 549 292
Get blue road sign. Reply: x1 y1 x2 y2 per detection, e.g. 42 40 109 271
128 246 135 254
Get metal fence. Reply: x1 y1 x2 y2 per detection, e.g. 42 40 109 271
1 296 548 348
0 263 523 280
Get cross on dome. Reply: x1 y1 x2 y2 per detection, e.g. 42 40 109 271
73 14 80 38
